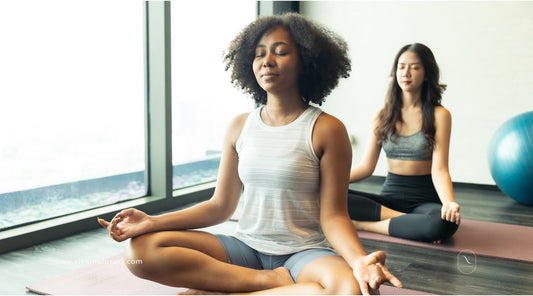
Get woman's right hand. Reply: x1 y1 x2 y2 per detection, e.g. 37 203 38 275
97 208 152 242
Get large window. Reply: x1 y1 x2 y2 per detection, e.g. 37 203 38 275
0 0 145 229
0 0 259 248
170 1 256 189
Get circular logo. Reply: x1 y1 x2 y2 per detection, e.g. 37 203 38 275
457 249 477 274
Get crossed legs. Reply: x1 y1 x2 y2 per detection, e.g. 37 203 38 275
352 206 404 236
124 230 362 294
348 191 458 242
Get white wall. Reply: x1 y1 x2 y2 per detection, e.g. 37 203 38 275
300 1 533 185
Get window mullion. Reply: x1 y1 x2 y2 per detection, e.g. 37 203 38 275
145 1 172 199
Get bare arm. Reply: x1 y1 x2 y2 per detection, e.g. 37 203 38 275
431 107 460 224
349 110 382 183
315 113 364 262
313 113 401 294
99 113 248 241
152 113 247 228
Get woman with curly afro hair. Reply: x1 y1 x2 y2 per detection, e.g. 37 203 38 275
224 13 351 106
99 13 401 295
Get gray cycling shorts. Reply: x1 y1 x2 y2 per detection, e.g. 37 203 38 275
214 234 338 282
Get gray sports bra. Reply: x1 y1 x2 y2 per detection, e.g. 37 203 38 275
382 130 433 161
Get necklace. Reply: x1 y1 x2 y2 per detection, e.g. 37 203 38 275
263 105 304 126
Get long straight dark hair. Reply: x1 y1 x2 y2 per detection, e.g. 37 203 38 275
376 43 447 149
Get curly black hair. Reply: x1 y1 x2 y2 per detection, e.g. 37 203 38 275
223 13 351 106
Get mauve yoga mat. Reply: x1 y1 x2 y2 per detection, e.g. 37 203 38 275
230 210 533 263
27 219 531 294
26 254 430 295
357 219 533 263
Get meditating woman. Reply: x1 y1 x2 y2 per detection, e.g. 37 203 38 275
347 43 460 243
99 13 401 295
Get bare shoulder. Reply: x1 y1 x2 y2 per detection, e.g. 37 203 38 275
230 112 251 127
315 112 348 136
374 108 385 119
434 106 452 122
226 111 251 146
313 112 350 157
371 108 384 127
434 106 452 135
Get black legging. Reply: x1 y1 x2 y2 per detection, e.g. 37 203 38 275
348 172 458 242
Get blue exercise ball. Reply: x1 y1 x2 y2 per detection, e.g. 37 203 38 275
488 111 533 205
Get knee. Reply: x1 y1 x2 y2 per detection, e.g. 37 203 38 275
335 279 361 295
124 233 160 279
322 273 361 295
422 216 458 242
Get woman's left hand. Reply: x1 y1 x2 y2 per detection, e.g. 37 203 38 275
352 251 402 295
441 201 461 224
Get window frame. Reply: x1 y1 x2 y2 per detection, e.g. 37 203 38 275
0 1 210 254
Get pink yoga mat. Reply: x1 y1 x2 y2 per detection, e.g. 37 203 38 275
231 210 533 263
27 254 430 295
358 219 533 263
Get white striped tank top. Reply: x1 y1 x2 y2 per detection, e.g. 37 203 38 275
234 105 332 255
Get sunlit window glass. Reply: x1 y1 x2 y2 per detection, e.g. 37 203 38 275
0 0 145 229
171 1 255 189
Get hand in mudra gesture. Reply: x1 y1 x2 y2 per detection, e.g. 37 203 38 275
98 208 152 242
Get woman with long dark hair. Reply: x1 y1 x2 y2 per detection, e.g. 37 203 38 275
348 43 460 243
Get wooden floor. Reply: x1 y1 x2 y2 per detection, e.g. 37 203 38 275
1 178 532 295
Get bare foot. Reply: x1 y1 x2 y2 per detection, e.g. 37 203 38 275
271 266 294 287
178 267 293 295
